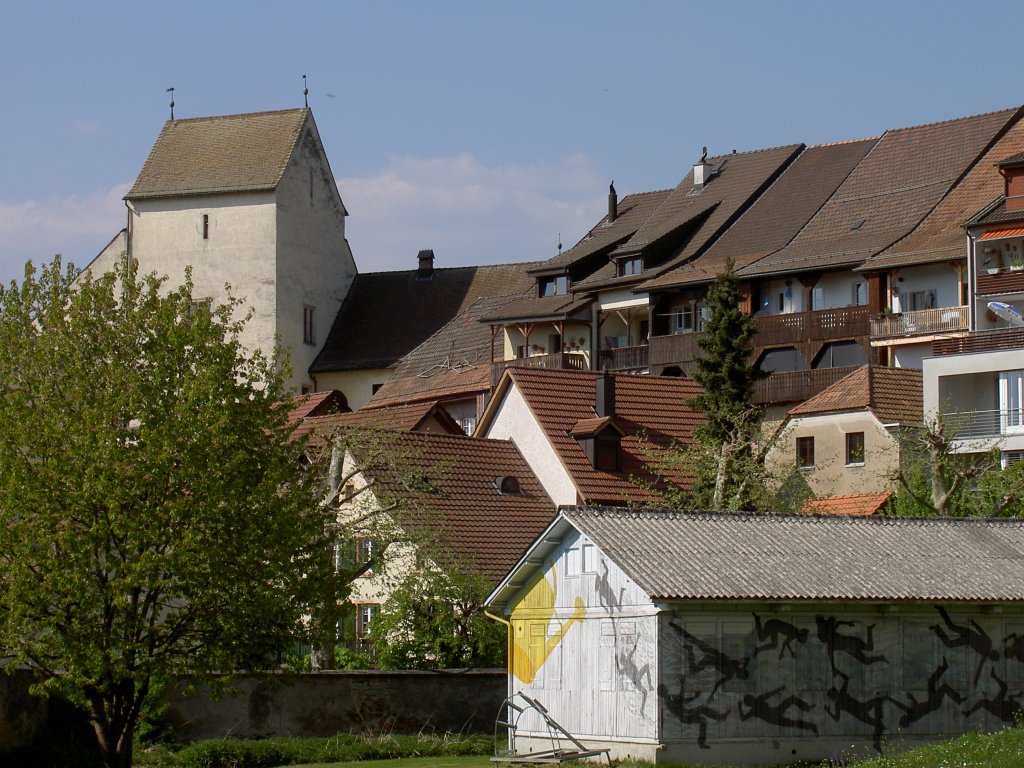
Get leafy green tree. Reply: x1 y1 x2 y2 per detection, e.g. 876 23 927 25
0 256 325 768
370 565 506 670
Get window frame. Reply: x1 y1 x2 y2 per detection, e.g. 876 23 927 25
796 436 815 469
303 304 316 345
845 431 866 466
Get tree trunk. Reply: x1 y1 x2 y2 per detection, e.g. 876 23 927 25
87 678 143 768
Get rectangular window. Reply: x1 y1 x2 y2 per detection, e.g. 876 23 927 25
356 538 376 565
846 432 865 465
303 305 316 345
539 275 568 297
796 436 815 468
1000 370 1024 434
811 286 824 311
909 289 937 311
672 306 694 333
581 541 596 574
618 256 643 277
202 214 209 240
852 282 867 306
356 604 377 639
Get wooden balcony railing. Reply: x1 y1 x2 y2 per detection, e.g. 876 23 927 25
597 345 649 372
870 305 969 339
933 327 1024 356
490 351 588 386
756 306 871 346
649 332 705 367
751 366 862 405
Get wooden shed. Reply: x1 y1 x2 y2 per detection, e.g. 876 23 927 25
486 507 1024 765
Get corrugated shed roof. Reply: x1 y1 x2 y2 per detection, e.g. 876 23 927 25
862 108 1024 271
802 492 891 517
641 139 877 291
739 109 1017 278
311 262 536 373
562 507 1024 602
787 365 922 424
356 432 556 582
128 109 309 199
484 368 703 504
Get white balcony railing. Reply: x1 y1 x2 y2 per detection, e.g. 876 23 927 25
946 409 1024 440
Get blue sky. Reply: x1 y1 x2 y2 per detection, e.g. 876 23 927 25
3 1 1024 285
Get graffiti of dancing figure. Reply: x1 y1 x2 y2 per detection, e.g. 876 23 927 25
738 685 818 735
963 669 1024 724
616 640 653 712
752 613 809 659
826 671 895 753
894 657 964 728
669 620 750 697
657 679 729 749
815 615 887 674
931 606 999 685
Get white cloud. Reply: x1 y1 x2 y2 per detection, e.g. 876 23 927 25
340 153 606 272
0 184 129 284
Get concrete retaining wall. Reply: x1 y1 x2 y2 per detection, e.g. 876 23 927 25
163 670 506 740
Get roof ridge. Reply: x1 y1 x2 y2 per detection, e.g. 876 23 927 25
881 105 1019 136
162 107 309 125
703 142 803 161
809 136 882 149
358 260 537 278
568 505 1022 526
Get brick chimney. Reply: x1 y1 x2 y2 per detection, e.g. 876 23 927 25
417 249 435 279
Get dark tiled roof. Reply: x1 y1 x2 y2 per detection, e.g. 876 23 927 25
641 140 876 291
480 292 593 324
739 109 1018 278
788 365 922 425
998 151 1024 167
863 108 1024 271
969 198 1024 227
128 109 309 199
481 368 703 504
358 432 555 582
534 190 672 273
311 262 536 373
802 492 891 517
553 507 1024 603
367 294 517 407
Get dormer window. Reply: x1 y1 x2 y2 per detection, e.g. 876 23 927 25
539 274 568 297
618 256 643 277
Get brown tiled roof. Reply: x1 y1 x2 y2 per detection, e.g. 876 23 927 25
739 109 1018 278
311 262 536 373
802 492 891 517
534 190 672 273
128 109 309 199
641 140 876 291
480 292 592 324
357 432 555 582
366 294 517 408
862 108 1024 271
293 401 463 442
480 368 704 504
977 270 1024 297
969 197 1024 227
286 390 348 427
788 365 922 424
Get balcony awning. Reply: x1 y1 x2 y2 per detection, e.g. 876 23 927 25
978 226 1024 241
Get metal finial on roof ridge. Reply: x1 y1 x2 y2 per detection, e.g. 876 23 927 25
302 74 309 108
166 87 175 120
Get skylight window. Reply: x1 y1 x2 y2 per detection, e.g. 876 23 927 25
851 218 867 231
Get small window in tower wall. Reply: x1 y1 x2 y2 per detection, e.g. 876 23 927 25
202 214 209 240
303 305 316 345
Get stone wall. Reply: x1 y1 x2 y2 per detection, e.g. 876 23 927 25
163 670 506 740
0 670 48 751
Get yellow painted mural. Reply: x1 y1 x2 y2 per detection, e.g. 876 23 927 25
509 563 586 683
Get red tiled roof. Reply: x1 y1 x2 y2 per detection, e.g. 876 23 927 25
285 390 348 427
803 492 891 517
293 400 461 441
356 432 556 582
788 366 922 425
482 368 704 504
